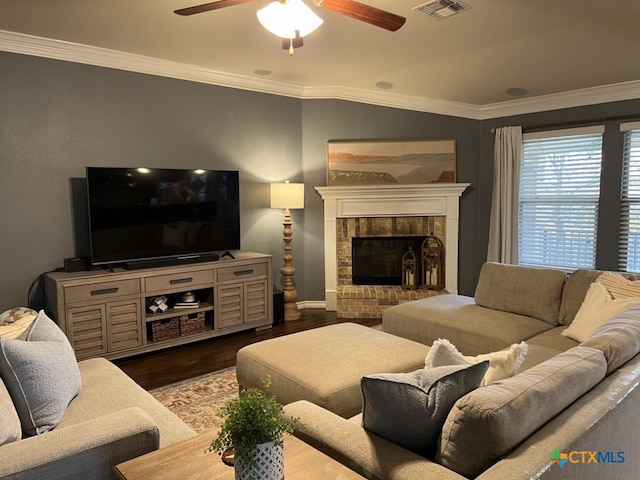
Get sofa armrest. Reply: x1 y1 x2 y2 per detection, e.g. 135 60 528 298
0 407 159 480
283 400 467 480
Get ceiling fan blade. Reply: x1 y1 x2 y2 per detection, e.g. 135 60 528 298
174 0 256 16
318 0 406 31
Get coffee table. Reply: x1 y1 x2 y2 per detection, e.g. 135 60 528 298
113 431 364 479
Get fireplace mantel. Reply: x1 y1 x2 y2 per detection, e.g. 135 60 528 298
315 183 469 311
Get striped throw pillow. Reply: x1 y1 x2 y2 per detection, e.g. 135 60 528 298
596 272 640 299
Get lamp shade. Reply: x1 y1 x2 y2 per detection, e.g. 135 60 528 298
270 182 304 209
257 0 323 39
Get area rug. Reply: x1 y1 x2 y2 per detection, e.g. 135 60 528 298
150 366 238 433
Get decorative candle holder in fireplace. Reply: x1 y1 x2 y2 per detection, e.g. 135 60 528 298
421 235 444 290
401 247 418 290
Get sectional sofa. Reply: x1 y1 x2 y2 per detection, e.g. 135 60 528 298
282 263 640 479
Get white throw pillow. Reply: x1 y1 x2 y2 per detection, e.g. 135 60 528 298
425 338 528 386
562 282 640 342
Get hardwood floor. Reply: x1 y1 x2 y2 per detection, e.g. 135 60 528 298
115 309 380 390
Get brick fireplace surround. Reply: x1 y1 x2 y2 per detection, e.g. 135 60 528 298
316 184 469 318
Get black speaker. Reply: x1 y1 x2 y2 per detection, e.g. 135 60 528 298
64 257 88 272
273 288 284 325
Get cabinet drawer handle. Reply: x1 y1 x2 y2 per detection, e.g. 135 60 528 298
91 287 119 296
170 277 193 285
234 269 254 276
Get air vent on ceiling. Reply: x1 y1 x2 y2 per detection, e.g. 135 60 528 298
413 0 472 20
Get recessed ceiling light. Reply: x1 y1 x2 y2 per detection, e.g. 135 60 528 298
376 81 395 90
253 69 272 76
506 87 529 97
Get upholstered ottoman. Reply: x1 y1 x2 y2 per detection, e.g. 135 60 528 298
236 322 430 418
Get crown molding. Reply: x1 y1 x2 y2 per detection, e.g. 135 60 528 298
0 30 309 99
300 84 481 119
477 80 640 120
2 29 639 121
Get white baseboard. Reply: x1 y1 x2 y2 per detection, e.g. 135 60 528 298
297 300 326 310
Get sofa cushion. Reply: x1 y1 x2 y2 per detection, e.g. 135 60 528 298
517 326 579 372
474 262 567 326
0 310 81 436
562 282 640 342
382 295 553 356
581 304 640 374
558 269 603 325
0 376 21 446
425 338 527 385
361 362 488 458
436 346 607 478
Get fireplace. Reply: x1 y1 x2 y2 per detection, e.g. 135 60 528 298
316 183 470 317
352 236 426 286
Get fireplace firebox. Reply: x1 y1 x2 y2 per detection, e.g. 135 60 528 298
352 236 427 286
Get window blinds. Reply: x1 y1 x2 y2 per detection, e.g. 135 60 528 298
519 126 604 269
619 122 640 272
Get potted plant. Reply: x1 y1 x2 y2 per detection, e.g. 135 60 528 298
207 377 299 480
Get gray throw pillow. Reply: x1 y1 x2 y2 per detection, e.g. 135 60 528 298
361 362 489 458
0 376 21 445
0 310 81 436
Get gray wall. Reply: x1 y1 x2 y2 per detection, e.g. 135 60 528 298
0 52 301 311
2 50 639 312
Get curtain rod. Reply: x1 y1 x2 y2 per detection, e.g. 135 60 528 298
490 112 640 134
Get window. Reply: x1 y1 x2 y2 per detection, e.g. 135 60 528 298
519 126 604 269
619 122 640 272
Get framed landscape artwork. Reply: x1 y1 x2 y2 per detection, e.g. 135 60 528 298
326 139 456 186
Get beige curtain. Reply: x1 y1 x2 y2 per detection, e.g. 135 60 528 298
487 126 522 264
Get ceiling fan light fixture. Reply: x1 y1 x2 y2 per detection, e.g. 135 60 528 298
257 0 323 39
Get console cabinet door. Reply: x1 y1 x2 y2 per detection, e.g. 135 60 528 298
217 284 243 328
107 300 143 352
66 304 108 359
245 279 269 323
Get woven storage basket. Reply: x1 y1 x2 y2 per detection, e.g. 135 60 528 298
149 317 180 342
179 311 206 336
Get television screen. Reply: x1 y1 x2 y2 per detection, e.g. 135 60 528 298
86 167 240 266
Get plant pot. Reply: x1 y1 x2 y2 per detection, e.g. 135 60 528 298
234 440 284 480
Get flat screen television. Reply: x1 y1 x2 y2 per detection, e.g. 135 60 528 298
86 167 240 268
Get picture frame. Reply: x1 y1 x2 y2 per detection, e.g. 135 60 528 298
326 138 456 186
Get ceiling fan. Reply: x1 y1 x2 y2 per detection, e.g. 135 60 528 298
175 0 406 52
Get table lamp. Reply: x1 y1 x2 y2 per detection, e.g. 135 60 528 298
270 181 305 321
